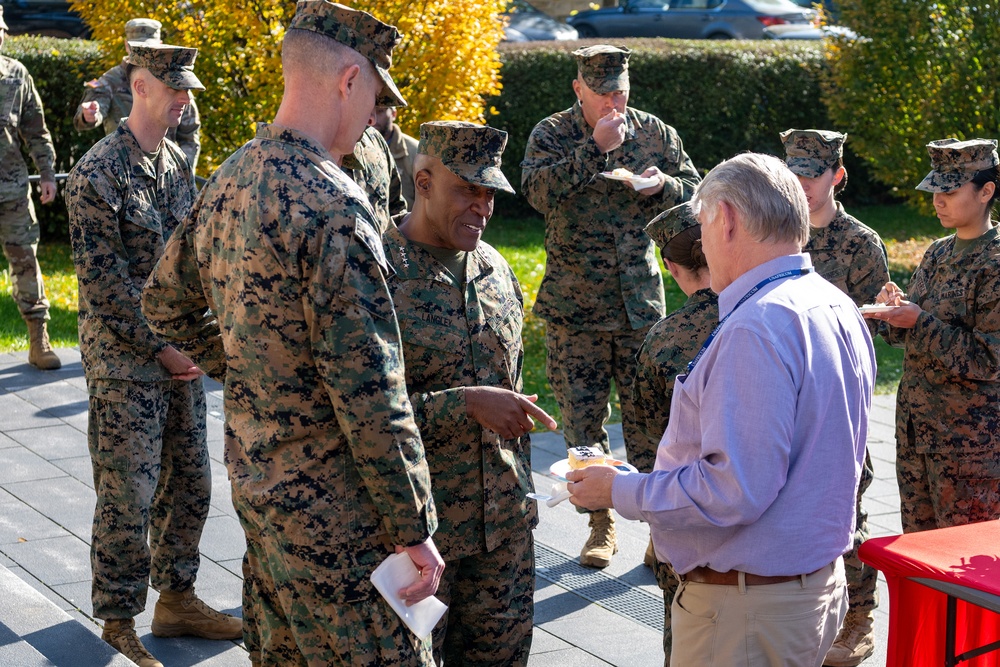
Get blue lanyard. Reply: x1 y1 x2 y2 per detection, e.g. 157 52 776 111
686 267 813 375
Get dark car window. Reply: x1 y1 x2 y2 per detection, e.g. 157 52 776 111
629 0 671 9
670 0 724 8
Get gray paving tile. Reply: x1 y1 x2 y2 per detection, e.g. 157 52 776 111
51 455 95 489
199 514 247 563
0 494 71 545
0 446 68 485
5 534 91 586
0 431 18 449
216 558 243 578
8 423 88 461
527 627 612 666
50 579 91 614
0 392 61 431
8 564 76 612
15 380 88 412
4 475 95 541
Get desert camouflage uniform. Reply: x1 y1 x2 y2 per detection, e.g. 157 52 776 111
342 125 405 234
64 122 209 619
522 102 700 457
883 227 1000 533
385 123 418 207
73 60 201 170
0 54 55 321
385 222 536 666
141 123 438 666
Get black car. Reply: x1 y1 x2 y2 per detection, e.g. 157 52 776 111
1 0 90 38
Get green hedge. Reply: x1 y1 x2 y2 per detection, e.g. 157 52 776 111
6 35 104 240
490 39 889 216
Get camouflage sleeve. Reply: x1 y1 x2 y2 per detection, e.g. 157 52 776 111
17 72 55 181
409 387 469 444
66 169 167 361
848 236 890 306
73 76 113 132
142 217 227 381
633 339 671 446
521 119 609 215
904 264 1000 382
174 97 201 171
657 124 700 207
387 150 406 218
310 218 436 546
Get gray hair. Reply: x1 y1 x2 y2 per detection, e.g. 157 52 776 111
693 152 809 247
282 28 375 84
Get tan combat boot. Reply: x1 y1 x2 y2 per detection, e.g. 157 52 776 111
580 509 618 568
152 587 244 640
823 609 875 666
26 319 61 370
102 618 163 667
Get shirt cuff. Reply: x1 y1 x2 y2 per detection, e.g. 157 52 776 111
611 470 646 521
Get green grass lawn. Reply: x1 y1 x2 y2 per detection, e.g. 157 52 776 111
1 202 944 424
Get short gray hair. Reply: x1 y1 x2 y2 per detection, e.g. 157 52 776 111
693 152 809 247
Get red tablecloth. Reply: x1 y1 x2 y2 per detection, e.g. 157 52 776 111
859 521 1000 666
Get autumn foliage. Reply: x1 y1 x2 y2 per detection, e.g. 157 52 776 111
69 0 507 173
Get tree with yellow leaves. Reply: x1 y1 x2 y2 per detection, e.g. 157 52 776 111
70 1 507 173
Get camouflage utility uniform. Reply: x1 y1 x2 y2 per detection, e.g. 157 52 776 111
384 221 537 666
522 103 700 456
0 53 55 322
64 122 209 620
884 227 1000 532
142 123 438 666
342 125 405 234
73 61 201 169
385 123 418 206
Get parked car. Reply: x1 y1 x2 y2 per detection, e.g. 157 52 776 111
762 22 856 39
567 0 816 40
503 0 579 41
0 0 89 38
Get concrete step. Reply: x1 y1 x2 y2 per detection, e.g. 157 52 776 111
0 565 135 666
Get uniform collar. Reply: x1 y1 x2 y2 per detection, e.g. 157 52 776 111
114 121 178 181
385 221 493 285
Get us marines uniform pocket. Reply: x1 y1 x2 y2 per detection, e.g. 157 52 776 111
88 379 134 472
0 78 22 126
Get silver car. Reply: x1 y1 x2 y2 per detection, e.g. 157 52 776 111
567 0 816 40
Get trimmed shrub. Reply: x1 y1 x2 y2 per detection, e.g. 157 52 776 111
5 35 104 240
491 39 888 216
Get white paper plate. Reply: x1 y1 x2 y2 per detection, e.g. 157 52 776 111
600 171 660 191
858 304 899 314
549 457 638 481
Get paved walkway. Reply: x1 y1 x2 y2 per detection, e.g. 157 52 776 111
0 347 899 665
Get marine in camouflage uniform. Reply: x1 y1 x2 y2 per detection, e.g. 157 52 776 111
877 139 1000 534
0 7 61 370
373 105 418 207
73 19 201 170
342 124 405 234
783 129 887 667
632 203 716 663
141 4 441 665
522 44 700 567
386 121 547 666
66 43 240 667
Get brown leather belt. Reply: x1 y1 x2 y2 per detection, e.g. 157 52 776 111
681 564 824 586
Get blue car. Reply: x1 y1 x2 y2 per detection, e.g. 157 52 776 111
568 0 816 40
0 0 90 39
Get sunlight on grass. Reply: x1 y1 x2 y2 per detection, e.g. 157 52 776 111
0 244 79 352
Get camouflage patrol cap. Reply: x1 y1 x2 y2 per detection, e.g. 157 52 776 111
573 45 630 95
645 202 699 251
0 6 8 31
124 18 162 44
125 43 205 91
418 121 515 194
288 1 406 107
781 128 846 178
916 138 1000 193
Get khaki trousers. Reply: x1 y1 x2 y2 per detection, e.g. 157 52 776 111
670 558 847 667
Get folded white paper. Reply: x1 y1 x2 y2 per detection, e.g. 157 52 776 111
370 552 448 640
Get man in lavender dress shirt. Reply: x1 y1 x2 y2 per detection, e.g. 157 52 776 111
568 152 876 666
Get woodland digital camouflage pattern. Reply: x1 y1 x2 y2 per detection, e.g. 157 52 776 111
342 126 405 233
66 124 194 381
288 0 406 107
522 98 700 456
804 203 888 308
65 122 208 619
883 227 1000 532
419 121 514 192
87 378 209 618
384 223 535 665
917 138 999 193
124 43 205 91
632 288 718 472
141 123 437 666
125 18 161 42
74 62 201 169
385 123 418 206
573 44 630 94
643 201 698 252
0 53 56 320
781 128 845 179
